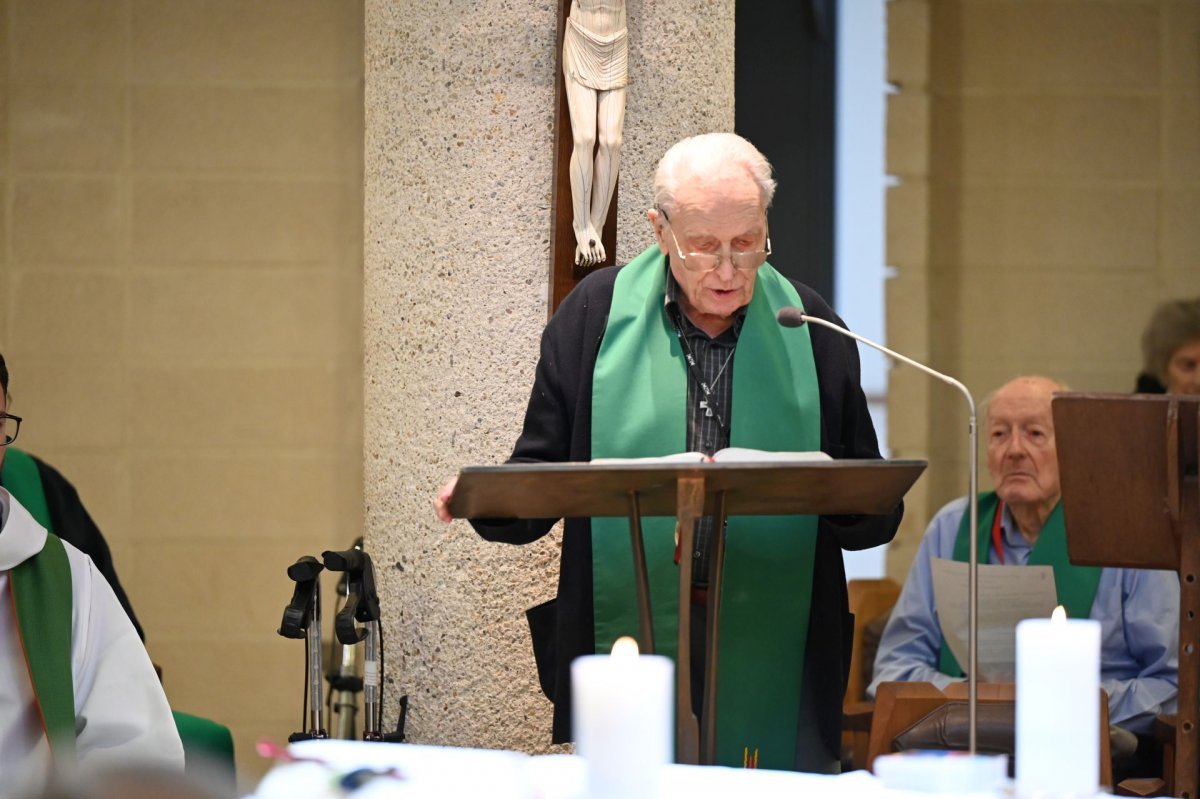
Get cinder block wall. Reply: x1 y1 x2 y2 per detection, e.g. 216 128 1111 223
885 0 1200 579
0 0 364 784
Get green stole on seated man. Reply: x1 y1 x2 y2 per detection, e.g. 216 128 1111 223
938 491 1103 676
591 246 821 770
1 447 77 760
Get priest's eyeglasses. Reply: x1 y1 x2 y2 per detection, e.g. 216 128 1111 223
0 413 21 446
657 207 771 273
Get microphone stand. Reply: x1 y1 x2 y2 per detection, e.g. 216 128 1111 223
777 308 980 752
278 556 328 741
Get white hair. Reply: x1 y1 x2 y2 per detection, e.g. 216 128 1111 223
653 132 776 214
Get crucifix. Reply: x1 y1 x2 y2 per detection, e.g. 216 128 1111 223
549 0 628 316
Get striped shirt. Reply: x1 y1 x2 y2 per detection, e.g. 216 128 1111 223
664 272 745 586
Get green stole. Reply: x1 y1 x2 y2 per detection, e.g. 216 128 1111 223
938 491 1103 676
2 448 77 759
591 246 821 770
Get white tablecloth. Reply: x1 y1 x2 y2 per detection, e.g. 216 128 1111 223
246 739 1032 799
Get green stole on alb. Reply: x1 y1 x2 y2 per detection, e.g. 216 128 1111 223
590 246 821 770
938 491 1103 676
1 448 77 760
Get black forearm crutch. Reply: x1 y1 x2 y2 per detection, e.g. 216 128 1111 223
278 556 327 741
327 546 364 741
322 548 383 741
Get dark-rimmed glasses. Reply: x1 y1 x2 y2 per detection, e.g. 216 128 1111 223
1 413 21 446
657 207 771 273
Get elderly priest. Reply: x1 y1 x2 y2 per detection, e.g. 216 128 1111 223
436 132 902 773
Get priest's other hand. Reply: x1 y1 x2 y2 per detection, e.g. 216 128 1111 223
433 476 458 523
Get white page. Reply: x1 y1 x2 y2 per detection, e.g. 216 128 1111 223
713 447 832 463
591 448 832 465
590 452 708 464
930 558 1058 681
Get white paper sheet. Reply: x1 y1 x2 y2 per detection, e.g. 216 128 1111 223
930 558 1058 681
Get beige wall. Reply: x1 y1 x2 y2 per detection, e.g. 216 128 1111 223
0 0 364 785
885 0 1200 578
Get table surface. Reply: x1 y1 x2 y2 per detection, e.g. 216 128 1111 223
245 739 1132 799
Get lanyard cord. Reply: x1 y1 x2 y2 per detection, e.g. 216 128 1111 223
991 500 1006 565
667 305 731 433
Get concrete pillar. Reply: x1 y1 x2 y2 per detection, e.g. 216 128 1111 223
364 0 734 751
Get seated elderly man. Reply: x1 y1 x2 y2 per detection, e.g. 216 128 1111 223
0 362 182 793
870 375 1179 737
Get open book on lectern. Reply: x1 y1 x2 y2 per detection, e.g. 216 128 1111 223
591 447 833 465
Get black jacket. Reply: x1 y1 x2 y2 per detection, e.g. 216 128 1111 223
471 263 901 767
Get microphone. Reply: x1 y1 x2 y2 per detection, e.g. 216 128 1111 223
776 305 983 753
775 307 807 329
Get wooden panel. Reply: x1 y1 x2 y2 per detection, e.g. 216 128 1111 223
449 459 925 520
1052 393 1198 570
1053 392 1200 798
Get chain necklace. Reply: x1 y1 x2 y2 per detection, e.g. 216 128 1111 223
711 348 734 385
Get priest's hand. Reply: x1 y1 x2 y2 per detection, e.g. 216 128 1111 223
433 475 458 522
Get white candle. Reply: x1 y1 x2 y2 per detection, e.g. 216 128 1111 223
571 636 673 799
1016 606 1101 797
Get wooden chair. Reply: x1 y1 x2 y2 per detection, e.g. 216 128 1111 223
867 681 1112 788
1110 715 1174 797
842 578 900 770
846 578 901 703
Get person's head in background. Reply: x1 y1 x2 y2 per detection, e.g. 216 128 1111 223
1141 297 1200 395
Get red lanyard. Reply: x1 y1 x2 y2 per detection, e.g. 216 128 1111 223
991 500 1006 565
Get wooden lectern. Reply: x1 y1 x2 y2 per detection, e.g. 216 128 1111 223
449 457 924 766
1053 393 1200 799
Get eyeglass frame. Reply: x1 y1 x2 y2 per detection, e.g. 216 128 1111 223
656 206 772 273
0 413 21 447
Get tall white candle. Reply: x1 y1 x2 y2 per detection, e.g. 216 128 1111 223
1016 606 1101 797
572 636 673 799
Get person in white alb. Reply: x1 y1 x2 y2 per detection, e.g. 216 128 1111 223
0 482 183 795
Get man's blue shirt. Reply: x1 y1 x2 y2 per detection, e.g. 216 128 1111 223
869 496 1179 734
